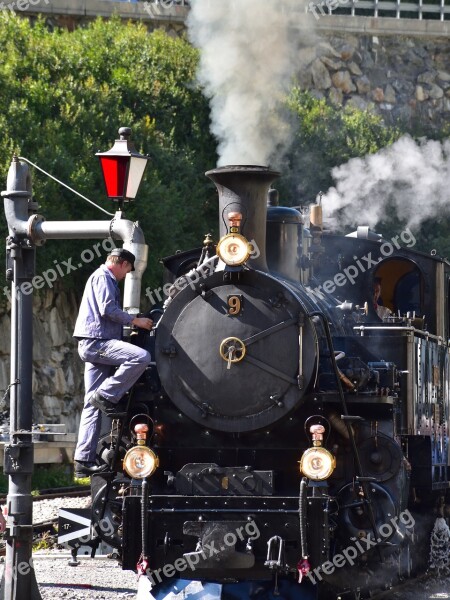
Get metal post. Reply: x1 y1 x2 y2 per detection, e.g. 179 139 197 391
1 153 149 598
1 154 148 598
1 159 42 599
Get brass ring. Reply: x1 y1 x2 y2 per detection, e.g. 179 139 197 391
219 337 246 363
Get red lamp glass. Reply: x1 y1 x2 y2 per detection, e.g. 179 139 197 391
96 127 148 202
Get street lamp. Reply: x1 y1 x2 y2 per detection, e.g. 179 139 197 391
96 127 149 204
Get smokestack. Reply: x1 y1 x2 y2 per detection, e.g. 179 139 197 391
205 165 279 272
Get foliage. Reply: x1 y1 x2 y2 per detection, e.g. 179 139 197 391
0 15 217 300
280 88 402 205
33 530 56 552
0 15 447 298
0 464 83 494
279 89 450 258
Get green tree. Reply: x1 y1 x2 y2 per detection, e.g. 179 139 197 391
0 15 218 299
1 15 448 297
280 89 450 258
280 88 401 205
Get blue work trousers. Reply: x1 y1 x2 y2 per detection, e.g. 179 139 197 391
74 338 151 462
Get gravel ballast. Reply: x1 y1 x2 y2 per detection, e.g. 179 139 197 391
0 495 139 599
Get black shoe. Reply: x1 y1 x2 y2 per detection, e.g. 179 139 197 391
89 391 127 417
74 461 108 478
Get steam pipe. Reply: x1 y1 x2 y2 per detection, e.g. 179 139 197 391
1 154 149 599
33 218 148 313
2 159 148 314
110 216 148 313
33 221 112 239
2 156 32 237
31 216 148 313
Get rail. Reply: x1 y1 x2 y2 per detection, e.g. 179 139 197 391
0 486 90 504
353 324 449 345
26 0 450 23
309 0 450 21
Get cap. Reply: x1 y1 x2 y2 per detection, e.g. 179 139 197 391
108 248 136 271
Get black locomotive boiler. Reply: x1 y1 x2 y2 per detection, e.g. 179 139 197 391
91 165 450 597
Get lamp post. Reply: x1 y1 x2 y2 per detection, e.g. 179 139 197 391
1 127 149 600
96 127 149 207
0 157 43 600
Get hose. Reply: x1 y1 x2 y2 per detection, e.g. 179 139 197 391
299 477 308 558
141 478 148 560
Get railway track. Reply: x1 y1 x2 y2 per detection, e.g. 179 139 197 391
0 485 90 504
0 485 92 557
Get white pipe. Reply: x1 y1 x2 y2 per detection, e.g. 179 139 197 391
3 158 148 315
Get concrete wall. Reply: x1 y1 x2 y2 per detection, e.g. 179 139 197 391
27 0 188 34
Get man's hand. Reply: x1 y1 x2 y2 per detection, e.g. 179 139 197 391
131 317 153 331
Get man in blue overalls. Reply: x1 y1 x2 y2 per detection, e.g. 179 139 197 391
73 248 153 477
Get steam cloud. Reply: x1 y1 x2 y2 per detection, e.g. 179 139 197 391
187 0 306 167
322 135 450 229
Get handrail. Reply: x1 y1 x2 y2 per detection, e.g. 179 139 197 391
308 0 450 21
353 325 449 346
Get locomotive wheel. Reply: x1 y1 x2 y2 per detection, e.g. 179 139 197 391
91 430 132 506
337 482 397 543
91 479 124 549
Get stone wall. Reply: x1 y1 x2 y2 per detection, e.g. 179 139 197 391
0 289 84 434
297 29 450 129
24 4 450 129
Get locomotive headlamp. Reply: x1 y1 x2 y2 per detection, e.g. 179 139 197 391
299 424 336 481
217 233 251 266
123 423 159 478
123 446 159 479
300 447 335 481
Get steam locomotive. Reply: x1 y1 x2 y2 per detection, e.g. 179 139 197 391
89 165 450 598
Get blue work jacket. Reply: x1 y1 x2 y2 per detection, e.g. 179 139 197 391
73 264 134 340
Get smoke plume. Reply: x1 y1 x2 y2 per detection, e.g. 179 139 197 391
322 135 450 230
187 0 306 167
